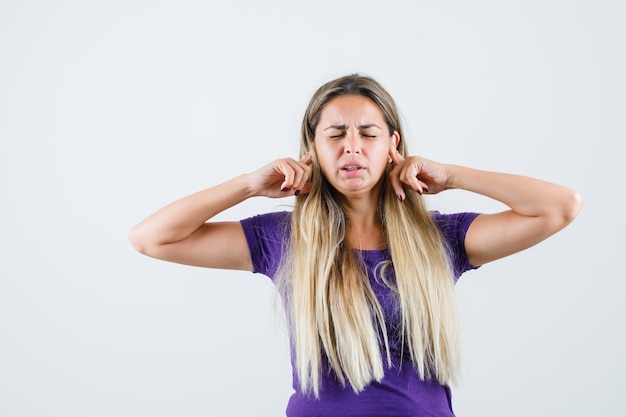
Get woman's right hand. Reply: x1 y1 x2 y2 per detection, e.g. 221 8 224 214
247 152 313 198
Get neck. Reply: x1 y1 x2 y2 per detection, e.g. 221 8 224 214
339 190 386 251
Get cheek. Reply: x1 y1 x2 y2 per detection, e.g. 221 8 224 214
373 142 392 162
316 156 333 177
313 143 335 165
311 144 328 174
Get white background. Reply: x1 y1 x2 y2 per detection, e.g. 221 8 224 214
1 1 624 416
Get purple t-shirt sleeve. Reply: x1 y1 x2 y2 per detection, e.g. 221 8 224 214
431 211 481 281
240 211 292 279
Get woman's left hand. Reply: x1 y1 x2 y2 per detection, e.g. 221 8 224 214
388 150 450 201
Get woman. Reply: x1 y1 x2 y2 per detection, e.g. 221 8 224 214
129 74 583 416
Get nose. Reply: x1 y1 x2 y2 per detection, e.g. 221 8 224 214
344 131 361 154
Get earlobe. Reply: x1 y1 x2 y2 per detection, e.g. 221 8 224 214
387 147 396 164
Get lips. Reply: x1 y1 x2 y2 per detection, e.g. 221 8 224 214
341 161 364 171
340 162 365 179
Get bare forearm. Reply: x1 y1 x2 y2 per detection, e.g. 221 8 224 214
446 164 583 222
129 174 253 250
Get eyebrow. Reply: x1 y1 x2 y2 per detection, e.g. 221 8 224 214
323 124 382 131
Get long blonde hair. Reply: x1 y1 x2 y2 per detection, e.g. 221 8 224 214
276 74 460 397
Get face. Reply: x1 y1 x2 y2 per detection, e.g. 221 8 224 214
313 95 399 197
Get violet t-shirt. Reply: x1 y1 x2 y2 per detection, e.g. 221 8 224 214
240 211 480 417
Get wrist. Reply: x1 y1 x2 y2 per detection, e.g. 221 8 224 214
234 173 259 199
444 164 463 190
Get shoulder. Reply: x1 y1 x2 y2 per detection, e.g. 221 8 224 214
240 211 292 235
240 211 291 278
431 211 480 237
239 211 292 276
430 211 482 278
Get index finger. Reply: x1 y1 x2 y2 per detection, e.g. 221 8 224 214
390 148 404 165
300 151 313 165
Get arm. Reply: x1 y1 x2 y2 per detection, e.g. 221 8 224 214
445 165 583 266
389 151 583 267
128 154 312 270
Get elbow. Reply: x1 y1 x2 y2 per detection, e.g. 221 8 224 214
564 189 584 223
556 189 584 228
128 225 151 255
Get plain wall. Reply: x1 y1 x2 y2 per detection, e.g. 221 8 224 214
1 1 624 416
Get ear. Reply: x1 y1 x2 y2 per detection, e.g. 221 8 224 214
390 130 400 148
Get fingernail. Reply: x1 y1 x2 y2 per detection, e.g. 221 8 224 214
398 194 404 202
294 190 301 196
281 188 289 192
417 189 422 195
423 186 429 193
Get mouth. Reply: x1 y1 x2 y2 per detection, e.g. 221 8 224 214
341 160 365 171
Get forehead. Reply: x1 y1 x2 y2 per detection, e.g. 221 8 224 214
318 95 385 126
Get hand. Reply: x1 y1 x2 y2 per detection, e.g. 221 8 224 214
247 152 313 198
388 150 451 201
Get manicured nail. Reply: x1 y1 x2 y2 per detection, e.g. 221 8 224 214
398 194 404 202
281 187 289 192
294 190 301 196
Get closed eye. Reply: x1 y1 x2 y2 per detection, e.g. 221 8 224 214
330 134 345 139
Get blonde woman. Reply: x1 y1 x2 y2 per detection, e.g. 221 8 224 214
129 74 583 416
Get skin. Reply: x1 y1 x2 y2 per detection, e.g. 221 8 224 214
313 95 400 249
128 95 583 270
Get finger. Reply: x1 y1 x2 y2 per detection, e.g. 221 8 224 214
281 158 310 193
297 181 313 195
291 160 309 192
295 166 312 193
292 152 313 192
399 161 420 191
389 148 404 166
300 151 313 165
388 166 406 202
279 164 295 192
416 179 430 194
277 159 299 191
399 161 430 195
